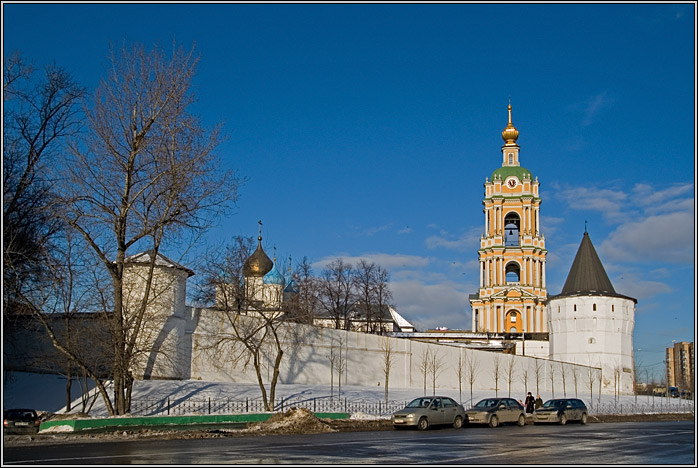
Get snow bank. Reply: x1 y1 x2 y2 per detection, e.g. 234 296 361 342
40 425 74 433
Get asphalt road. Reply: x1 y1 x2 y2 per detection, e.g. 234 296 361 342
3 421 694 465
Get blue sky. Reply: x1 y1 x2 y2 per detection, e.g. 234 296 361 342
3 3 695 381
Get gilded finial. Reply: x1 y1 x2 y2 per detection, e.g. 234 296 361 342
502 101 519 145
288 255 292 274
257 220 263 241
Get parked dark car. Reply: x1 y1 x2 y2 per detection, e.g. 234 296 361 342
464 397 526 428
3 408 41 434
391 396 466 430
533 398 588 425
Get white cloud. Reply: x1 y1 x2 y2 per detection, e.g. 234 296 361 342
425 226 482 252
599 211 695 264
389 280 471 331
565 91 615 127
555 185 629 221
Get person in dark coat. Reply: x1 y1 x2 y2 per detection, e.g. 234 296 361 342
535 394 544 409
524 392 535 413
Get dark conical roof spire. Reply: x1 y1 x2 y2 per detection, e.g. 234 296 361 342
560 232 616 295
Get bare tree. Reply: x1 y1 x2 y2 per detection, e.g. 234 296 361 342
354 260 377 333
58 41 239 415
335 335 347 396
505 354 517 398
492 354 502 397
3 52 83 314
534 359 544 396
419 348 431 395
380 335 396 404
613 364 622 402
198 234 301 412
328 338 338 400
521 361 530 396
549 362 556 398
429 349 444 395
372 264 393 334
560 363 568 398
465 351 480 405
319 260 354 330
571 364 579 398
284 256 319 324
586 363 595 409
455 349 466 403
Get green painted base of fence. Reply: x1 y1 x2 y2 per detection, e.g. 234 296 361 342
39 412 350 433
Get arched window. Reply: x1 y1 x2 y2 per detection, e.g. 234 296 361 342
505 262 521 283
504 213 520 246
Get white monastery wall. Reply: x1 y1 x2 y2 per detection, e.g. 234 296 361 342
185 307 612 401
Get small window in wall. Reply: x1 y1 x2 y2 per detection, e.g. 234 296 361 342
558 306 560 313
510 326 517 333
508 153 513 164
593 304 597 311
612 304 615 312
510 313 517 323
588 338 595 344
574 304 577 311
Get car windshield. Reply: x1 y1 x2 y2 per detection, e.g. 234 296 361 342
474 399 499 408
406 398 433 408
542 400 566 408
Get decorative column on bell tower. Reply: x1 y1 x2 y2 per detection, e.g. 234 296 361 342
469 103 548 336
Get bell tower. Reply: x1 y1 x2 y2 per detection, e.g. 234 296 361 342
469 104 548 336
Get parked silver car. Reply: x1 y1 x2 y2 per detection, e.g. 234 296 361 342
464 397 526 427
533 398 588 425
391 396 466 430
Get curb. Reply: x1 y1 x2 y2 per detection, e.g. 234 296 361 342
39 412 351 433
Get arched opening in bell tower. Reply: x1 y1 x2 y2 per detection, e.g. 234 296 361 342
506 309 522 333
505 261 521 284
504 213 520 246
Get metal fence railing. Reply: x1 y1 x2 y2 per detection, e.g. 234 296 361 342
587 400 694 415
129 394 693 418
129 396 408 417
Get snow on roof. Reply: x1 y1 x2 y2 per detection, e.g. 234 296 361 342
125 251 194 277
388 306 415 331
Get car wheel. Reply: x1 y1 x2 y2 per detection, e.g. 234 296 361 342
517 414 526 426
488 415 499 428
453 416 463 429
580 413 588 425
559 413 567 425
417 417 429 431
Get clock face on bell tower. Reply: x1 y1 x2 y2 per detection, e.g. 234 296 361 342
469 103 548 336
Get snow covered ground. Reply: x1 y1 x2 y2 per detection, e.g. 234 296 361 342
3 371 692 418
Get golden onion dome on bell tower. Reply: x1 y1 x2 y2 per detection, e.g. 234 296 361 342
501 103 519 146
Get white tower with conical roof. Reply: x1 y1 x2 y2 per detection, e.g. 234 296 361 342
547 231 637 394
